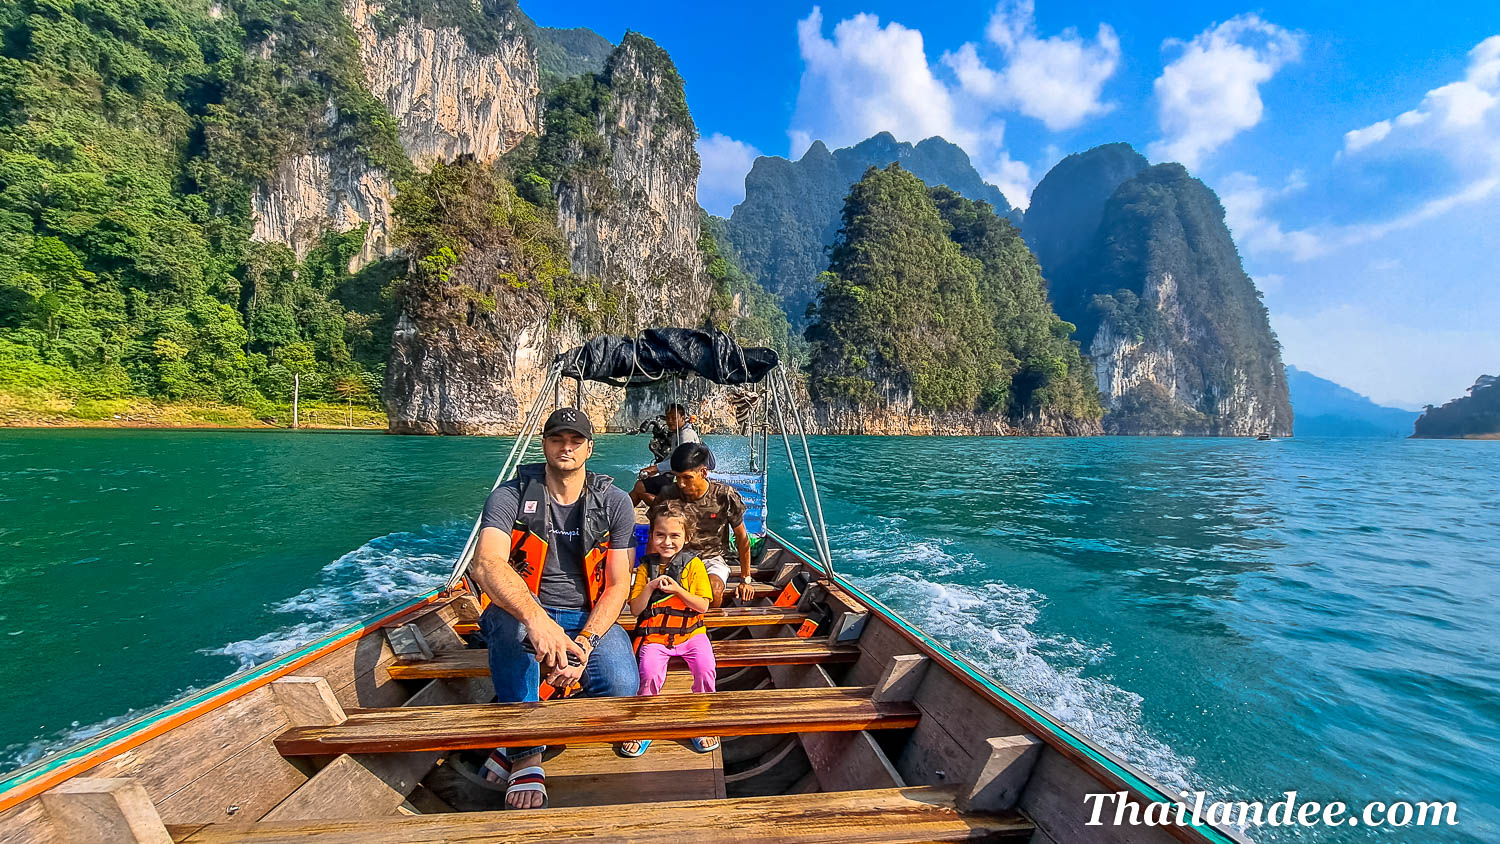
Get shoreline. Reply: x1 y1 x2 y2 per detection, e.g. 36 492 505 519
0 394 387 432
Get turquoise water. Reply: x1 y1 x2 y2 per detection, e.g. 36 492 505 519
0 430 1495 841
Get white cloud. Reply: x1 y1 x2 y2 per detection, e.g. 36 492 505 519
790 8 973 152
695 133 762 216
1232 36 1500 261
787 5 1116 209
1342 120 1391 153
941 0 1121 131
1219 171 1324 260
1148 15 1302 170
1342 35 1500 163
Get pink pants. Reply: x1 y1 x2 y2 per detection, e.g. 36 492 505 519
636 636 717 695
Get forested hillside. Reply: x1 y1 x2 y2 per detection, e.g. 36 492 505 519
0 0 438 418
805 164 1099 432
726 132 1016 329
1413 375 1500 438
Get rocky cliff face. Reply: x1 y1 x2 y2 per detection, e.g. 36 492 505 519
250 0 541 268
1065 164 1292 435
552 34 708 328
809 397 1102 436
251 148 397 267
347 0 540 168
385 33 715 435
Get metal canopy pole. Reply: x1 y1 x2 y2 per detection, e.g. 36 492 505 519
775 368 834 577
768 368 834 577
447 362 562 587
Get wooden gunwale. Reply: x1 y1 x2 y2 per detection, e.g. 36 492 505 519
0 587 457 814
767 529 1244 844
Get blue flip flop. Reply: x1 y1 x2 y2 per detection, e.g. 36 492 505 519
689 736 720 754
617 739 652 758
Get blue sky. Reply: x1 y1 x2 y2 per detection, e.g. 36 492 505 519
526 1 1500 409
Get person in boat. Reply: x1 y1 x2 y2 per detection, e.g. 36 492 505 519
629 403 702 506
655 442 756 608
467 407 638 810
618 501 718 757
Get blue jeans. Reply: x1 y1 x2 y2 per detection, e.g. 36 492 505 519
480 603 637 762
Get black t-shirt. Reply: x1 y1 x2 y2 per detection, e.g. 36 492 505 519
480 478 636 609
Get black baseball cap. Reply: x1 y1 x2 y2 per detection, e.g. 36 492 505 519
542 407 594 440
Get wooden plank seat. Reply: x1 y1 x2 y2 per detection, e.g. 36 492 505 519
450 606 808 637
274 687 920 756
386 637 859 681
166 785 1034 843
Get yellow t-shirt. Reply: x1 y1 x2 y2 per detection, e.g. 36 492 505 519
630 554 711 642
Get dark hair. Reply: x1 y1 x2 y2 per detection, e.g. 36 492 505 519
669 441 712 473
647 500 696 535
665 403 688 416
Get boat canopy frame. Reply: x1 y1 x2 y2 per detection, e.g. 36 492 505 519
446 329 836 587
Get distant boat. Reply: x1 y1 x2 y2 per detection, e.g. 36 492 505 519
0 328 1247 844
1256 432 1272 441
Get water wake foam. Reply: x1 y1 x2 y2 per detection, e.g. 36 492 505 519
206 525 460 670
820 517 1202 794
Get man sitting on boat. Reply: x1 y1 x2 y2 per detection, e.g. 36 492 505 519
467 407 638 809
629 402 702 506
655 442 757 608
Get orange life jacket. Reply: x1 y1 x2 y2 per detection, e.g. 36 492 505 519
635 551 705 648
507 463 615 607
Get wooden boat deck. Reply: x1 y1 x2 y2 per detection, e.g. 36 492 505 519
0 534 1245 844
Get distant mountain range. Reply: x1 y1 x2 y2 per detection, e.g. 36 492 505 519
1285 367 1418 437
723 132 1016 326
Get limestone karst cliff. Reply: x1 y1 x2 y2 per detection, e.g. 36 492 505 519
383 33 714 435
727 132 1017 327
251 0 542 269
1032 157 1292 435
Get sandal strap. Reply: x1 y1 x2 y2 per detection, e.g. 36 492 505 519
482 750 511 779
507 765 547 786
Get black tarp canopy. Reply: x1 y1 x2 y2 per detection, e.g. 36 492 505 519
555 328 780 387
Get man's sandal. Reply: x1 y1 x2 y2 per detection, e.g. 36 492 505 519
480 749 510 783
505 765 548 809
689 736 720 753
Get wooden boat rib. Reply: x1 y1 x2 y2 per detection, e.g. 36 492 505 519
0 331 1250 842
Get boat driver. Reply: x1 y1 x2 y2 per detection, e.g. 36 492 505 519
628 402 702 506
466 407 638 809
655 442 758 608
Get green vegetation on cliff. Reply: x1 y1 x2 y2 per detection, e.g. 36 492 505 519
1021 142 1148 283
1413 375 1500 438
0 0 405 416
805 165 1098 422
391 157 616 334
699 212 796 356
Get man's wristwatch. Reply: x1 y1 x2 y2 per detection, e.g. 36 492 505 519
576 631 601 651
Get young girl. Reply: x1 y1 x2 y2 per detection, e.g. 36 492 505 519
619 502 718 757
